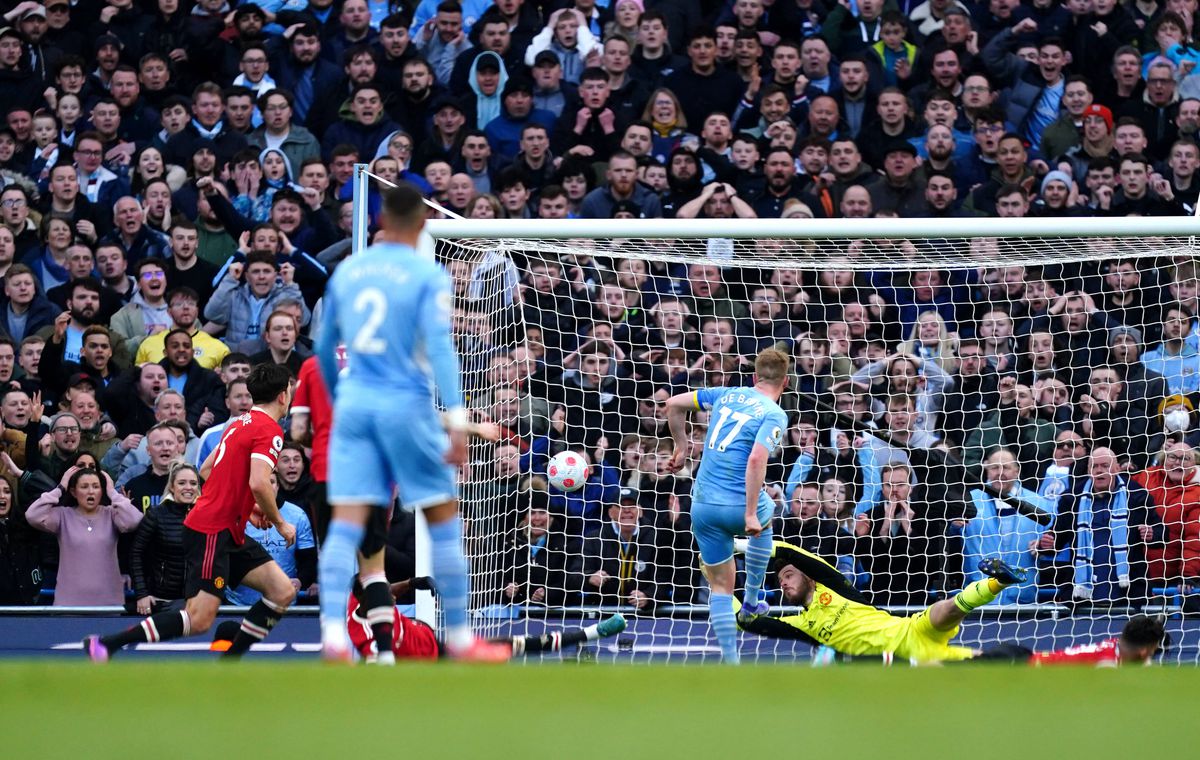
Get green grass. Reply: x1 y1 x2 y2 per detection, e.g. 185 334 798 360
3 661 1197 759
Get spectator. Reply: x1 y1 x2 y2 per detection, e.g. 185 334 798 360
579 150 662 218
109 259 171 360
1037 447 1162 604
579 487 657 609
135 287 229 370
499 496 577 606
203 250 310 347
26 466 141 606
249 310 308 375
857 462 944 605
226 470 316 606
0 473 41 604
3 265 58 342
194 379 253 468
163 82 249 167
964 377 1057 487
129 461 199 615
1141 304 1200 397
1133 439 1200 586
964 448 1055 604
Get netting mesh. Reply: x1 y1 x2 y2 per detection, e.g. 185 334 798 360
437 229 1200 663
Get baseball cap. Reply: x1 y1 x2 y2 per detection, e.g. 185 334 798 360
0 27 21 41
618 487 639 504
475 54 501 73
534 50 561 68
66 372 96 389
1082 104 1114 131
21 5 46 19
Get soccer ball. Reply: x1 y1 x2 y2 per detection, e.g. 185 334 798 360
547 451 589 492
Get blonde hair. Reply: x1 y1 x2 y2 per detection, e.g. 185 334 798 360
897 310 957 372
755 347 790 385
163 461 200 502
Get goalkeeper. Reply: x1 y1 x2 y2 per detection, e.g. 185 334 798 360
734 540 1027 663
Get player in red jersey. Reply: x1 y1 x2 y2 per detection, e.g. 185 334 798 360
1030 616 1168 666
342 578 627 662
290 353 338 543
85 364 299 661
971 615 1169 666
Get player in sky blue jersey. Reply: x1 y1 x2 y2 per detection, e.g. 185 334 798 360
665 348 790 663
314 182 508 663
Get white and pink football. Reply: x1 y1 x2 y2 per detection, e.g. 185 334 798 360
547 451 589 492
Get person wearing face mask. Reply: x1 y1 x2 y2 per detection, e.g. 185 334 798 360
1160 395 1198 447
26 465 142 605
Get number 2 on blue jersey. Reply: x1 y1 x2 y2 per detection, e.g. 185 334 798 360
352 287 388 354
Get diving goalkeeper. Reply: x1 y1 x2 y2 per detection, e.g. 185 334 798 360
734 540 1027 663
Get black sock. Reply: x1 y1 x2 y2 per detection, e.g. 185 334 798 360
224 599 285 657
361 578 394 654
101 611 190 652
513 629 588 655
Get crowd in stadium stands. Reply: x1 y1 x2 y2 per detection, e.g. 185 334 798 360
0 0 1196 615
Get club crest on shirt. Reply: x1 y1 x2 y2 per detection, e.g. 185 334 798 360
819 592 832 606
214 577 225 590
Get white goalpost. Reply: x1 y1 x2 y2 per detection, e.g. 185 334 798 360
352 165 1200 663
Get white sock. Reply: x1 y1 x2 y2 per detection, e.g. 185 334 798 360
582 624 600 641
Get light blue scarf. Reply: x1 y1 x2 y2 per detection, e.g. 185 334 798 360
1072 478 1130 599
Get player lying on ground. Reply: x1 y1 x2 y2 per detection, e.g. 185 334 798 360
210 578 629 660
732 540 1027 663
972 615 1169 666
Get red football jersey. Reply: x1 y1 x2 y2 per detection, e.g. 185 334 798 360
346 599 440 661
291 357 332 482
184 408 283 543
1031 638 1120 666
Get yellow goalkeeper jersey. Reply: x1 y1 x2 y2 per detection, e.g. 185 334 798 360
742 542 973 662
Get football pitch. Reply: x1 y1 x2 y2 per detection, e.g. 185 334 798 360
2 661 1196 759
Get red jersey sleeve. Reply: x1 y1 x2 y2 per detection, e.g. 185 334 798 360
250 416 284 470
291 360 314 414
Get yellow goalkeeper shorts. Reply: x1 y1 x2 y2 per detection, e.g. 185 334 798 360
893 607 976 663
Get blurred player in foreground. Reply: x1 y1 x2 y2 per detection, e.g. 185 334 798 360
665 348 790 664
85 364 299 661
734 540 1028 663
212 579 629 660
315 182 507 662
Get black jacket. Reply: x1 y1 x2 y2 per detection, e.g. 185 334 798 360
580 521 658 605
130 498 192 602
159 360 225 434
499 529 578 607
0 513 42 605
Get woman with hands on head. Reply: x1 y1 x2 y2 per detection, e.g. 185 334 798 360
25 465 142 606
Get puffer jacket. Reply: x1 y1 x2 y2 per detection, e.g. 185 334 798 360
1133 466 1200 580
130 498 192 602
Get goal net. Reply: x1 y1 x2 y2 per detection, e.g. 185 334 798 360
426 216 1200 664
